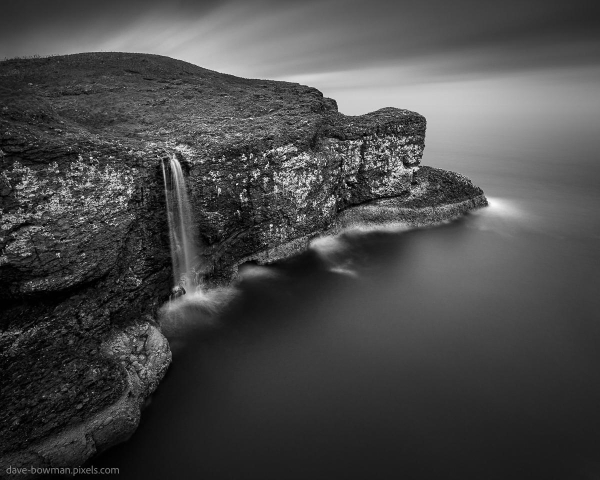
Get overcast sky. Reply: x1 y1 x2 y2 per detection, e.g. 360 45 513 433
2 0 599 138
3 0 598 77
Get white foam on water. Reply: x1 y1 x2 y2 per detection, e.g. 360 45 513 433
469 196 538 236
309 235 359 277
158 287 238 342
482 197 528 219
237 263 281 281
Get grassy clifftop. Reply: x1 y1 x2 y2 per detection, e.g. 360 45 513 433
0 53 425 159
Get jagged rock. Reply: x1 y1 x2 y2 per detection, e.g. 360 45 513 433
0 52 486 472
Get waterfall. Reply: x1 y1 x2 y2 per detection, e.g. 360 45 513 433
162 155 199 291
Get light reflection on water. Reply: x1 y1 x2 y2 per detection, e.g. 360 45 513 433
96 117 600 479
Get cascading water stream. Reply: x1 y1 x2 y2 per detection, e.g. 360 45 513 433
159 156 233 338
162 155 199 292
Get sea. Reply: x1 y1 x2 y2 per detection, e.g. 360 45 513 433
95 83 600 479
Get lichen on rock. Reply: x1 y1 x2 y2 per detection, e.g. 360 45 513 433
1 156 136 294
0 52 486 472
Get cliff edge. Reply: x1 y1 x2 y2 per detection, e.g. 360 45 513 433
0 52 486 473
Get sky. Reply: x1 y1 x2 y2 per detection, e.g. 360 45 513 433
2 0 599 77
2 0 600 162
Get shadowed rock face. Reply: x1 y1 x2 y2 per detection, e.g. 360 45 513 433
0 52 485 469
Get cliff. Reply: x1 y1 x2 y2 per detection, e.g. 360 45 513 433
0 52 486 472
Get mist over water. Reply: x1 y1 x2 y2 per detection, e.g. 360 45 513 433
97 87 600 479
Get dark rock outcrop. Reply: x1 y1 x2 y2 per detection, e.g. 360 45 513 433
0 52 486 472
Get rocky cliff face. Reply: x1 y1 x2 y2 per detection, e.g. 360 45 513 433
0 52 486 471
190 107 427 282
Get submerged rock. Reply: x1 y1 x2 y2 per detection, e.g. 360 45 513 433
0 52 486 471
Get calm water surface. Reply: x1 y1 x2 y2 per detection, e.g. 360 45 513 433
96 116 600 479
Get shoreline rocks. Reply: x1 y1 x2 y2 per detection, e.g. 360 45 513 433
232 166 487 272
0 52 487 473
0 321 170 478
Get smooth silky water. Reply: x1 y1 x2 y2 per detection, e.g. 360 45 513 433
161 156 199 289
96 114 600 479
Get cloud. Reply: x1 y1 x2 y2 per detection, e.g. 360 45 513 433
3 0 599 81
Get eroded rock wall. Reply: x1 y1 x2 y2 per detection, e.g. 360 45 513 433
1 156 136 295
185 108 426 282
0 52 484 471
